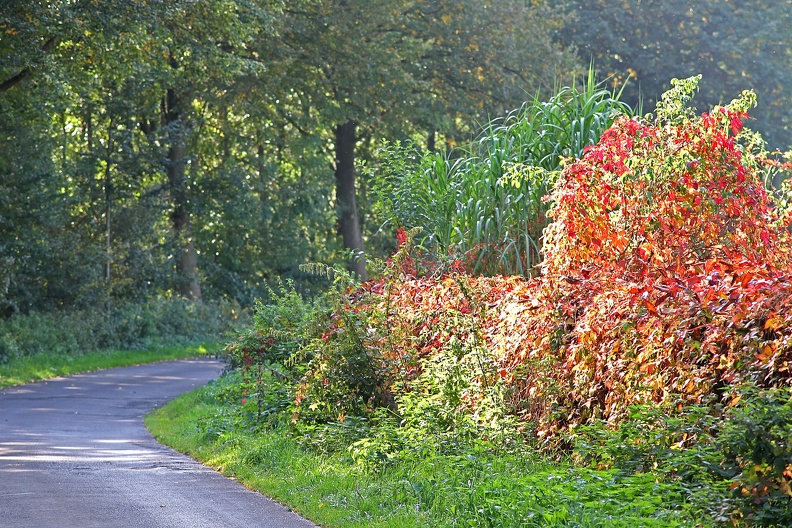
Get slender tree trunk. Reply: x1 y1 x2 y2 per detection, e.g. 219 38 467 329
164 87 202 300
104 116 112 284
334 119 367 281
427 130 436 153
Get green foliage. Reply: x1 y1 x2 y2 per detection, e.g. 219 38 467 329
289 268 392 428
559 0 792 151
348 342 521 472
371 71 632 276
0 298 237 363
150 376 713 528
224 280 326 427
0 0 581 310
567 385 792 527
716 385 792 526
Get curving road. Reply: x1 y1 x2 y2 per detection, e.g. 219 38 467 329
0 358 317 528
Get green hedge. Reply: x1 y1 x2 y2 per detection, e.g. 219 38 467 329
0 298 242 361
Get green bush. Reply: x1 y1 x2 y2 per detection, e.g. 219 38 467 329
0 297 238 362
568 385 792 527
715 385 792 527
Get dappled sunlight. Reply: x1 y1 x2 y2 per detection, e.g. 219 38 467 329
1 387 36 395
0 360 223 481
0 434 167 465
0 451 158 464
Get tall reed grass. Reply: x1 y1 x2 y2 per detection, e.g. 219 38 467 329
374 69 632 275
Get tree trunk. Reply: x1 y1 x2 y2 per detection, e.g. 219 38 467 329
104 115 112 285
334 119 367 281
164 88 202 300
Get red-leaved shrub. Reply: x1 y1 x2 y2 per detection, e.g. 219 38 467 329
376 81 792 439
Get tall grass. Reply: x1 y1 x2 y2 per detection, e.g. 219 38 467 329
374 69 632 275
148 374 710 528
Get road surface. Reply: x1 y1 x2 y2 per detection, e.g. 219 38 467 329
0 358 317 528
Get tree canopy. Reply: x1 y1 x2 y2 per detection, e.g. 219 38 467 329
0 0 578 312
2 0 790 315
560 0 792 151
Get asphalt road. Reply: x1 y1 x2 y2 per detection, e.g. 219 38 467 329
0 358 317 528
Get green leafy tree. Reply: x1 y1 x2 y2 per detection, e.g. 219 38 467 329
1 0 280 307
0 0 579 311
263 0 579 278
560 0 792 150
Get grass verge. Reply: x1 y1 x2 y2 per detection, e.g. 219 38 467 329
146 374 714 528
0 341 221 388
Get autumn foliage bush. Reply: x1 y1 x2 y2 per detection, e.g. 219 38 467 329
226 76 792 524
232 77 792 439
496 77 792 436
355 78 792 440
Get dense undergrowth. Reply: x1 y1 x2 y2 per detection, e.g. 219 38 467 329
0 297 241 364
148 373 713 527
163 77 792 526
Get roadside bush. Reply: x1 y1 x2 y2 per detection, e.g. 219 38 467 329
716 384 792 526
224 280 326 427
213 77 792 526
568 385 792 526
0 297 238 362
488 76 792 438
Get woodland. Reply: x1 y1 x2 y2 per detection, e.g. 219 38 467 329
4 1 792 526
1 0 791 313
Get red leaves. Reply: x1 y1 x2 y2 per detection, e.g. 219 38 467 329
488 105 792 437
328 103 792 443
642 298 659 317
395 226 408 249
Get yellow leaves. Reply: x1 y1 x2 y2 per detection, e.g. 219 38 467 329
757 344 775 362
765 315 783 331
779 479 792 498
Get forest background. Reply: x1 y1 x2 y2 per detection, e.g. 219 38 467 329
1 0 791 317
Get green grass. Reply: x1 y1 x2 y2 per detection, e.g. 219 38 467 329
147 377 715 528
0 341 221 388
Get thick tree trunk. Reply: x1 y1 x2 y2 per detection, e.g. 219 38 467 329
164 88 202 300
334 119 367 281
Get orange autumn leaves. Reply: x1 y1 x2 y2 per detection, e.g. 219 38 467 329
356 95 792 439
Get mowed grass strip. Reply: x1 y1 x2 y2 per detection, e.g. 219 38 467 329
0 341 220 388
147 379 711 528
